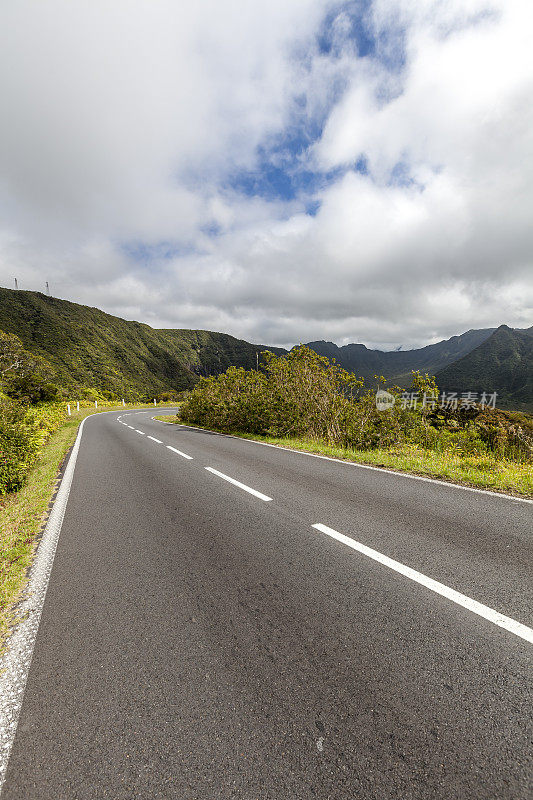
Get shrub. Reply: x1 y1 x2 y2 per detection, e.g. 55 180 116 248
0 401 74 496
179 346 532 466
156 390 182 403
0 399 41 494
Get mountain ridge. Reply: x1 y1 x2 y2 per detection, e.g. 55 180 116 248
0 287 531 407
303 327 496 386
435 324 533 409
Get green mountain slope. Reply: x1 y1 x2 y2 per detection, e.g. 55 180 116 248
2 287 530 407
304 328 495 386
0 288 282 397
436 325 533 410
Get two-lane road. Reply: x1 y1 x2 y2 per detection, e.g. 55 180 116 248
1 409 531 798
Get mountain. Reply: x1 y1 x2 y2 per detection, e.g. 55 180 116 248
436 325 533 410
1 287 530 408
304 328 495 387
0 288 283 397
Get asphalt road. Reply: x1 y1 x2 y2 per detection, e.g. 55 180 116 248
2 409 532 799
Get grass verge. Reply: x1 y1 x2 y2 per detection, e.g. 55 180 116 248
156 415 533 499
0 404 174 658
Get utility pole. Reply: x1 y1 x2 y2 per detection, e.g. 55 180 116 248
46 282 50 296
256 352 259 371
14 278 18 290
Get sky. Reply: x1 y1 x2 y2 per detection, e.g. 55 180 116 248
0 0 532 350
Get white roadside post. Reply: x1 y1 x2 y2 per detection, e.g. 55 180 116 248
67 404 71 416
95 400 98 409
154 398 157 406
122 398 125 406
76 401 80 412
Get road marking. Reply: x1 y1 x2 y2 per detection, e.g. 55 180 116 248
147 436 162 443
167 423 531 505
127 425 134 429
312 524 533 644
0 409 121 790
166 445 193 460
205 467 273 501
134 429 145 435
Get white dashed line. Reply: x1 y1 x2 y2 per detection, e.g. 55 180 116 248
147 436 162 443
204 467 272 501
165 422 532 504
166 446 193 460
312 523 533 644
134 430 145 435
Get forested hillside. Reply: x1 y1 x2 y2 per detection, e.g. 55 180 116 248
1 287 530 407
436 325 533 410
0 288 282 398
305 328 495 387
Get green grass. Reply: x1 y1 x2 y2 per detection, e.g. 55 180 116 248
0 403 177 657
159 416 533 498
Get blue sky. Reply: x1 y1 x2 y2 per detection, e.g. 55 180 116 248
221 1 400 208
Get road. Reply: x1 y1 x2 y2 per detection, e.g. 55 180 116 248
1 408 532 799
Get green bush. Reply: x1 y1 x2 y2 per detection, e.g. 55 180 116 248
156 390 182 402
0 399 41 494
26 403 69 440
0 401 74 495
180 346 532 465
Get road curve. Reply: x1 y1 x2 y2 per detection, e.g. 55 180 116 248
1 408 532 799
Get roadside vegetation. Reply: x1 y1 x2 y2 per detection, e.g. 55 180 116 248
175 346 533 497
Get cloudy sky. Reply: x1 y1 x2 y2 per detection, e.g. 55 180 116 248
0 0 532 349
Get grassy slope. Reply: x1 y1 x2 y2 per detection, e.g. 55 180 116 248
0 287 283 397
156 417 533 498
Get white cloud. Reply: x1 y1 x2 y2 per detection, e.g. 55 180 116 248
0 0 532 350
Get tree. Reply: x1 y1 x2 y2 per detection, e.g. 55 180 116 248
0 331 27 379
0 331 59 402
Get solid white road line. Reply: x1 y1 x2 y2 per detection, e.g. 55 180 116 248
0 409 118 791
312 523 533 645
166 423 531 505
147 436 162 443
134 430 145 435
166 445 193 460
205 467 273 501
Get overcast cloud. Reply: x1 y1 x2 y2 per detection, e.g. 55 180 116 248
0 0 532 349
